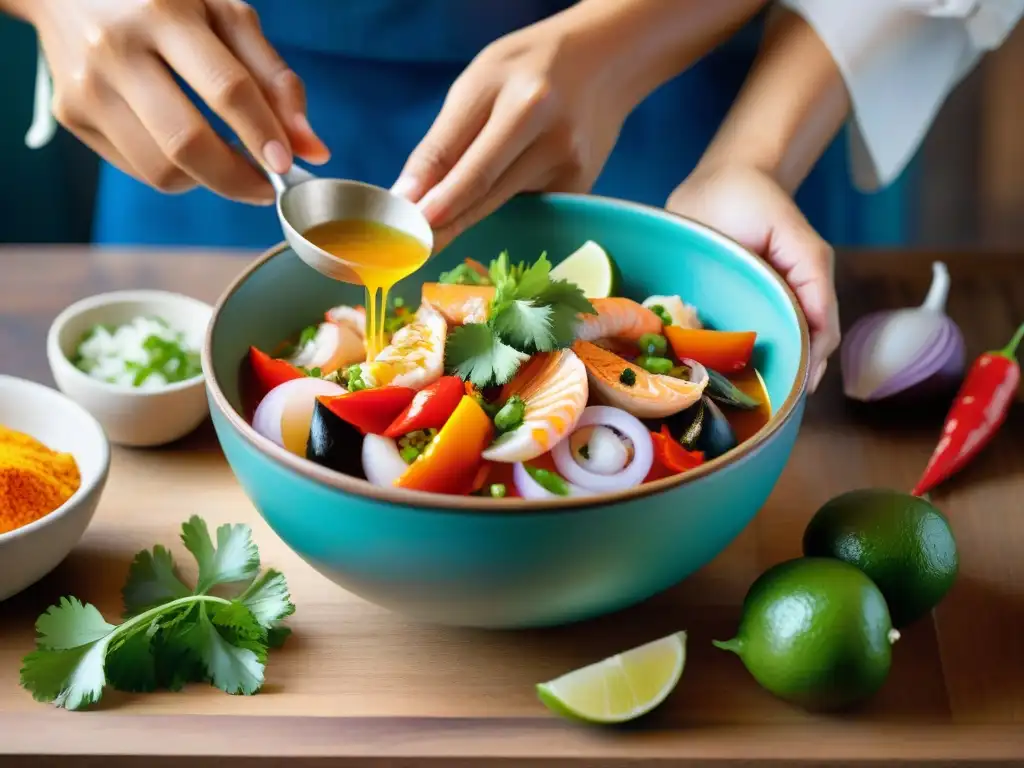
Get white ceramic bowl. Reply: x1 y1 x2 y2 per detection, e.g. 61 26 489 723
47 290 214 447
0 375 110 601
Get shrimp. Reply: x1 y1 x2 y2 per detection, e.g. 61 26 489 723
325 304 367 338
352 303 447 390
574 298 663 343
573 340 707 419
286 322 365 374
482 349 589 464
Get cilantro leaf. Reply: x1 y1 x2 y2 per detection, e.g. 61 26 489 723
445 323 529 387
34 596 114 650
20 516 295 710
538 278 595 315
181 516 260 593
488 250 510 287
238 569 296 630
512 252 551 300
182 604 266 696
491 300 555 352
122 545 191 617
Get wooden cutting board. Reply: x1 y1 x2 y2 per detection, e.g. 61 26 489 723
0 248 1022 766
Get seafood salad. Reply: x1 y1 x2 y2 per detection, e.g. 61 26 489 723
243 243 771 500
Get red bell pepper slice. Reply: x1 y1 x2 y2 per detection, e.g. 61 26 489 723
248 346 305 400
650 425 705 475
383 376 465 438
664 326 756 373
318 386 418 435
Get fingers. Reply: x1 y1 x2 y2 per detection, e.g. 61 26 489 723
392 75 494 205
152 16 292 179
432 140 561 253
416 76 556 228
110 55 274 203
206 0 329 165
770 212 840 391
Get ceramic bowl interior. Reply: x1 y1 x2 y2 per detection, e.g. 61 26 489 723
203 193 809 627
0 375 110 601
47 290 214 447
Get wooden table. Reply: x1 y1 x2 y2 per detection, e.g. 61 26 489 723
1 247 1022 767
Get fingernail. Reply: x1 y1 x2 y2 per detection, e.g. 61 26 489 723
810 361 827 392
417 186 445 225
294 113 315 137
262 140 292 175
390 175 421 201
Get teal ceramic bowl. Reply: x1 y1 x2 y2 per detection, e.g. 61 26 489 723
203 193 809 628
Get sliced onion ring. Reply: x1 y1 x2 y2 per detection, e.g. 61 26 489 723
252 377 346 448
675 357 709 389
552 405 654 493
512 462 592 500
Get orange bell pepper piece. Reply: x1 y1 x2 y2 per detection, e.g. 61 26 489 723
394 395 495 495
664 326 756 373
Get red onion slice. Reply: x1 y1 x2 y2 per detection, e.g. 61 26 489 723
512 462 592 500
552 405 654 493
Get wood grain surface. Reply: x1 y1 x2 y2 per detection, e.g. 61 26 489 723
0 246 1022 767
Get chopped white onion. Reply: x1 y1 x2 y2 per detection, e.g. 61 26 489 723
361 434 409 488
552 406 654 493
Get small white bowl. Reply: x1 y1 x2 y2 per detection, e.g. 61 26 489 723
47 290 214 447
0 375 110 601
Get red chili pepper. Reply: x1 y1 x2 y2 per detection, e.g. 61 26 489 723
318 387 418 435
383 376 465 437
650 425 705 475
912 321 1024 497
664 326 756 373
248 346 305 401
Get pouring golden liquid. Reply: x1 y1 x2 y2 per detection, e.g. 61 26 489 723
303 219 431 359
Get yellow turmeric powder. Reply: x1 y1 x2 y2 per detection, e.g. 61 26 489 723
0 425 81 535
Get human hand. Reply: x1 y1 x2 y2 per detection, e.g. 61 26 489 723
29 0 329 203
391 14 633 252
666 164 840 392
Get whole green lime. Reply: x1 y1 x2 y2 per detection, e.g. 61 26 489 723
714 557 898 712
802 488 958 628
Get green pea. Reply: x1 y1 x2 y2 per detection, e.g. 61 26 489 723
493 395 526 433
489 483 507 498
399 445 421 464
637 355 674 375
524 465 570 496
637 333 668 357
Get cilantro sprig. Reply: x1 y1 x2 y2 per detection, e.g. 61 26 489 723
20 516 294 711
444 251 595 387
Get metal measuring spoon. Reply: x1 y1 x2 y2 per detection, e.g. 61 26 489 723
242 147 434 285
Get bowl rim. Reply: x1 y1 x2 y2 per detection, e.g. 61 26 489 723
48 289 214 396
203 192 810 514
0 374 111 544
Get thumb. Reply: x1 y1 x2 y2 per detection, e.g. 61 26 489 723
392 80 494 204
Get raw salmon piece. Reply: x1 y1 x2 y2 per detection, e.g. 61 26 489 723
573 340 707 419
482 349 589 464
575 298 663 343
421 283 496 325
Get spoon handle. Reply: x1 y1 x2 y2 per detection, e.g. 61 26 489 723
231 140 318 195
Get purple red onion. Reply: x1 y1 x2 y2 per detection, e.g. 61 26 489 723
552 405 654 493
841 261 966 402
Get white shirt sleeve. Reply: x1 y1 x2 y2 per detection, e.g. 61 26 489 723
778 0 1024 191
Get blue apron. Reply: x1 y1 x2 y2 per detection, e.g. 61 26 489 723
92 0 916 249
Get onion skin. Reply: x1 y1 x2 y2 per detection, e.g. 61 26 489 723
552 406 654 493
840 261 966 403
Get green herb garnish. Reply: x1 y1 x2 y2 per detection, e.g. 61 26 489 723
649 304 673 326
523 465 570 496
439 263 493 286
493 395 526 433
444 251 595 387
19 516 294 711
298 325 317 347
619 368 637 387
345 365 369 392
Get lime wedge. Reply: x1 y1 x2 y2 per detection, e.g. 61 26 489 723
549 240 620 298
536 631 686 723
